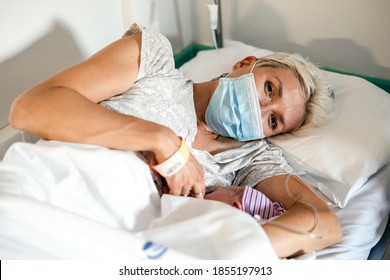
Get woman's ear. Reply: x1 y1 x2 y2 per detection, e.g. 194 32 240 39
232 56 257 71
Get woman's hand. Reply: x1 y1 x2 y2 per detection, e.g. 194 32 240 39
165 153 205 198
152 132 205 199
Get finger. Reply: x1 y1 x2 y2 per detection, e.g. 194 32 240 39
192 192 204 198
168 183 191 197
190 177 206 199
169 186 183 195
166 176 184 196
168 186 182 196
190 188 205 199
181 185 192 197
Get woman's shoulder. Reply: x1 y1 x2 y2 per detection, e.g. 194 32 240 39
122 23 170 46
122 23 143 37
124 23 177 80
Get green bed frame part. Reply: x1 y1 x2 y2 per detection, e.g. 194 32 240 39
174 44 390 94
174 44 214 68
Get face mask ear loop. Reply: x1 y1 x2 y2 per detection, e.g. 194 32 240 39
249 58 258 74
262 171 323 240
224 71 233 78
225 58 257 79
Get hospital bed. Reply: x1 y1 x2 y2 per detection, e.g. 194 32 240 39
0 2 389 260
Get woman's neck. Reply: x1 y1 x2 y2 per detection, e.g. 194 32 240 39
193 121 246 155
192 81 216 123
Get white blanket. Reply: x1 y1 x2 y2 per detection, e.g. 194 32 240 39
0 140 277 260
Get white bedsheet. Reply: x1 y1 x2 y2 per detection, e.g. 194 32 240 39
1 140 388 259
0 140 277 260
314 162 390 259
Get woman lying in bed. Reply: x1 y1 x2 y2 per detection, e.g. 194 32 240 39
9 23 341 258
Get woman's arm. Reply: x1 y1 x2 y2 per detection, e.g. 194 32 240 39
9 34 143 145
9 33 205 197
255 174 342 258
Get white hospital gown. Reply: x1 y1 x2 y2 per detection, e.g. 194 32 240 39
100 24 292 189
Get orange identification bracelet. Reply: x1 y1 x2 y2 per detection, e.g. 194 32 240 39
151 137 190 177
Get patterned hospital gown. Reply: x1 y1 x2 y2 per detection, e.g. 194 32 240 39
100 24 292 190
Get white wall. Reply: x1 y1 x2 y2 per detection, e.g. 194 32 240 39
1 0 388 133
0 0 124 130
121 0 195 54
192 0 390 80
0 0 124 158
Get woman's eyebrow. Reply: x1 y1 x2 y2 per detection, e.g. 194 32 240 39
276 76 283 97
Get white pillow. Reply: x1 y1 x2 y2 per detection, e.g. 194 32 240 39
180 40 273 83
179 42 390 208
269 71 390 207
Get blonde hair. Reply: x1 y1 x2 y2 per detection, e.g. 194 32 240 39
254 52 333 132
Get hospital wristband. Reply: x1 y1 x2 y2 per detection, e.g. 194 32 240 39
151 137 190 177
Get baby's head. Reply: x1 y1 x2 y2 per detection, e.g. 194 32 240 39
205 185 285 219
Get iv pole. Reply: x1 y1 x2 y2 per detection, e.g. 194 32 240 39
213 0 223 48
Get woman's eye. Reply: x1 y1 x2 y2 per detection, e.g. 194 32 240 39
269 114 277 130
265 81 274 99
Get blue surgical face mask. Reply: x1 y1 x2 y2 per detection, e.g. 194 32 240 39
205 72 265 141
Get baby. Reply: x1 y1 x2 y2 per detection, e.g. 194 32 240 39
159 184 285 220
205 185 286 220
